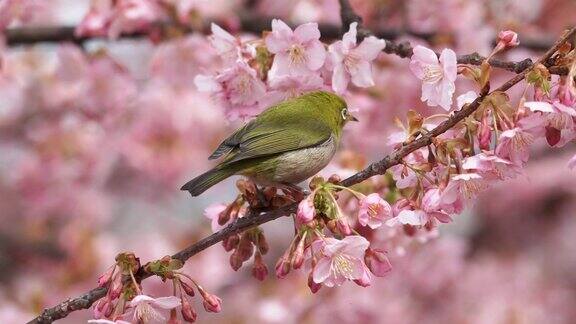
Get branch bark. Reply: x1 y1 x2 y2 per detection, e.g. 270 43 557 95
26 2 576 322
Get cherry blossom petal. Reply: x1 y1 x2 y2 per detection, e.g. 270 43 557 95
354 36 386 61
439 48 457 82
305 40 326 71
293 22 321 43
342 22 358 50
350 60 375 88
331 63 350 94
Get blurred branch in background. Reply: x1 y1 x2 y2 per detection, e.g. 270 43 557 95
4 12 569 77
25 0 576 320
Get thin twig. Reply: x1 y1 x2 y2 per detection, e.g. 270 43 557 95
25 2 576 323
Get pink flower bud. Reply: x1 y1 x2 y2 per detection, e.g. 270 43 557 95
357 193 392 229
497 30 519 48
252 252 268 281
168 309 182 324
222 234 239 252
275 256 291 278
296 195 316 224
180 280 195 297
478 120 492 150
336 218 352 236
202 293 223 313
256 231 269 255
364 248 392 277
291 235 306 270
237 234 255 262
307 272 322 294
181 297 197 322
229 250 243 271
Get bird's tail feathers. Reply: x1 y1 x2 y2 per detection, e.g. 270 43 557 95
180 167 235 197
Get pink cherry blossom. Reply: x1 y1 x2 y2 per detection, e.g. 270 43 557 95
497 30 520 48
462 152 521 180
296 194 316 224
195 60 267 118
441 173 487 204
421 188 456 222
495 114 544 165
328 22 386 94
125 295 181 324
357 193 392 229
394 209 429 226
265 19 326 77
312 235 370 287
409 45 457 110
209 23 242 63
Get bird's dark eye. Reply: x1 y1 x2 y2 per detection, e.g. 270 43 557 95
341 108 348 120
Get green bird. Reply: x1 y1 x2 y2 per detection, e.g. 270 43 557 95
181 91 357 197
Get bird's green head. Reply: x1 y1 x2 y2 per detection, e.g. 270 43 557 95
304 91 358 131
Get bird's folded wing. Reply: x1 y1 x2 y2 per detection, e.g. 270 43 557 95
211 118 332 164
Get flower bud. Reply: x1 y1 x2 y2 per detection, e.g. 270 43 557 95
181 297 197 322
497 30 519 48
296 195 316 224
291 235 306 270
237 233 255 262
229 250 243 271
275 255 291 278
252 252 268 281
328 174 341 184
364 248 392 277
256 231 269 255
168 309 182 324
180 279 195 297
307 272 321 294
222 234 239 252
217 205 232 226
201 292 222 313
336 218 352 236
478 119 492 151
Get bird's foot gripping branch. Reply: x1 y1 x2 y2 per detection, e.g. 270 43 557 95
25 0 576 323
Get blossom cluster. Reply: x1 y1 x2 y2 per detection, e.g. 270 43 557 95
194 20 386 118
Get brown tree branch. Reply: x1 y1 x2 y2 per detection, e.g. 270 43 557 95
26 2 575 323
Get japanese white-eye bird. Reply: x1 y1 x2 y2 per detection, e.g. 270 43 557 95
181 91 357 197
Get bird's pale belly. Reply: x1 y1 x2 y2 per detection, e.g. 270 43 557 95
243 137 337 186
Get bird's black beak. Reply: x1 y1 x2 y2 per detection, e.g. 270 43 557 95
349 114 359 122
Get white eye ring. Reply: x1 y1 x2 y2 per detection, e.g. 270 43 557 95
341 108 348 120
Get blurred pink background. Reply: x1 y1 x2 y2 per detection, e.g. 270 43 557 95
1 0 575 323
